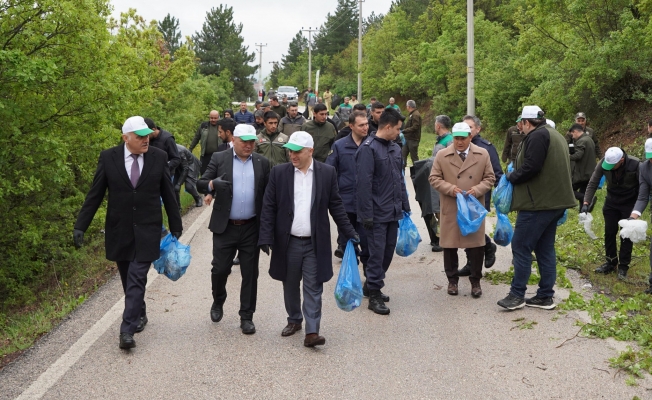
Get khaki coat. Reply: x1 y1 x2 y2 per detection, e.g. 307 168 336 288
429 143 495 249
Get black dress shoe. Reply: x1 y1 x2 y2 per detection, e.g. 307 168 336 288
457 263 471 276
304 333 326 347
595 262 615 274
135 315 148 333
431 243 443 252
362 282 390 302
484 242 497 269
241 320 256 334
195 198 203 207
334 246 344 259
368 291 390 315
617 266 628 280
233 257 240 265
119 333 136 349
210 302 223 322
281 323 302 337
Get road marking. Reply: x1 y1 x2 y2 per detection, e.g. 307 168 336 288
16 206 212 400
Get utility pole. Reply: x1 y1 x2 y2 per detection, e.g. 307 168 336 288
358 0 364 101
255 43 267 88
466 0 475 115
301 27 318 89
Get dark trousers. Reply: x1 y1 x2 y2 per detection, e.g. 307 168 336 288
423 213 439 244
603 201 634 267
365 221 399 290
444 247 484 284
401 139 420 166
573 181 589 208
337 212 369 267
284 237 322 334
200 152 215 175
211 221 260 320
116 260 151 334
464 235 491 256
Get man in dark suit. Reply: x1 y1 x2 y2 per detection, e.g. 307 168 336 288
258 131 359 347
197 124 270 335
73 116 183 349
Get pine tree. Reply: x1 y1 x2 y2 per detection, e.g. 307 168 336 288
313 0 359 56
281 31 308 68
192 5 257 99
157 14 182 56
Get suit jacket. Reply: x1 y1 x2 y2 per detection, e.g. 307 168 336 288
197 149 270 234
258 161 357 283
74 145 182 262
429 143 495 249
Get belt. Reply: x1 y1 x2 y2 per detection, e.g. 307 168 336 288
229 217 256 226
291 235 312 240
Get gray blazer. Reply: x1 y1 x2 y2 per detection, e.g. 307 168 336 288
633 161 652 216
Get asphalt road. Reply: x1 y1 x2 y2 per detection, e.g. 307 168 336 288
2 171 651 399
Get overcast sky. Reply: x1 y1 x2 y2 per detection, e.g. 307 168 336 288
109 0 395 78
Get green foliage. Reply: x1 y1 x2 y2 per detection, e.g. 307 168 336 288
158 13 182 56
313 0 359 56
192 5 257 99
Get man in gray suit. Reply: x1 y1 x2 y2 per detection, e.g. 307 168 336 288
628 138 652 295
197 124 270 334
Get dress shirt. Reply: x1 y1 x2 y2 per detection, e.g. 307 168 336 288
456 146 470 159
230 150 256 220
290 160 314 236
124 144 143 180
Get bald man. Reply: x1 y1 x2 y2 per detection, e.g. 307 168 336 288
190 110 224 174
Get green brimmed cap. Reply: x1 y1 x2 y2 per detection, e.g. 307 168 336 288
283 131 314 151
122 116 153 136
452 122 471 137
602 147 623 170
234 124 258 141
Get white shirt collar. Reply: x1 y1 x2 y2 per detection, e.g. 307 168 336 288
232 148 252 160
294 159 314 174
124 143 140 159
456 145 470 155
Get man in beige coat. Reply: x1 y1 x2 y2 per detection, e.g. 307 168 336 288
429 122 495 297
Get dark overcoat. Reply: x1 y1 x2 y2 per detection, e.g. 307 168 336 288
74 145 182 262
258 161 356 283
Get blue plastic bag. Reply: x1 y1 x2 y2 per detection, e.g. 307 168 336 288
334 240 363 312
153 233 191 281
598 175 606 189
556 209 568 226
493 175 513 214
396 211 421 256
456 192 488 236
493 212 513 246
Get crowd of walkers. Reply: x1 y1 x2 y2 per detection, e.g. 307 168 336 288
72 98 652 350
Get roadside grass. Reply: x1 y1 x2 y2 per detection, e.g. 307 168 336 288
1 189 198 370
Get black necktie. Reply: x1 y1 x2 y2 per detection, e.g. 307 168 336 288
459 152 466 162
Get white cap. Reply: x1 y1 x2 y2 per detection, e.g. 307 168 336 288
233 124 257 141
283 131 314 151
602 147 624 171
451 122 471 137
520 105 544 119
122 116 153 136
546 119 556 129
645 138 652 159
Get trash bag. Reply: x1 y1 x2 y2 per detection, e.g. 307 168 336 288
331 113 343 130
557 209 568 226
396 211 421 256
153 233 191 281
618 219 648 243
493 212 513 246
598 175 606 189
579 212 597 240
456 192 488 236
334 240 363 312
493 175 513 214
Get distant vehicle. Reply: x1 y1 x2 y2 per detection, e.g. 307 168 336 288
276 86 297 101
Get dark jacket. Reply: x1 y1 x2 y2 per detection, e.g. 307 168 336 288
410 158 437 217
189 121 222 156
633 161 652 215
301 119 337 163
258 161 356 283
196 150 270 234
255 130 289 167
270 105 287 119
501 126 524 163
175 144 200 183
471 134 504 210
334 126 352 142
584 151 640 206
402 109 422 141
74 145 182 262
234 110 255 125
509 124 576 211
356 135 410 223
570 133 597 184
325 133 365 214
566 126 601 158
149 128 180 174
278 114 306 136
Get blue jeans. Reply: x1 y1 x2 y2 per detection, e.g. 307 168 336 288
510 209 565 299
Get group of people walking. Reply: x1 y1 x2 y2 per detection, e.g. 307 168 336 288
72 99 652 351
